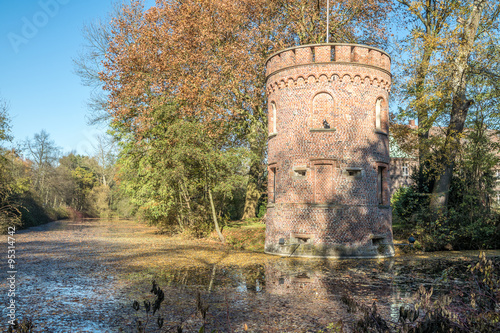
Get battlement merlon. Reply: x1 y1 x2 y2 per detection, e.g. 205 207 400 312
265 43 391 77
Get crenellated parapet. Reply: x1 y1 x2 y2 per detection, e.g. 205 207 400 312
266 43 391 75
266 43 391 93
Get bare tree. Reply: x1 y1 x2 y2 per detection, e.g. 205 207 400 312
73 3 126 126
23 130 61 199
91 133 117 186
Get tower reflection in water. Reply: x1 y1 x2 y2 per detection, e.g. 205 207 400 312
149 258 437 332
263 259 409 331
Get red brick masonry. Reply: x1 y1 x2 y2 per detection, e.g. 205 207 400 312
265 43 394 258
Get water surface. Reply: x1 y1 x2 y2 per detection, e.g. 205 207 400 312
0 219 496 332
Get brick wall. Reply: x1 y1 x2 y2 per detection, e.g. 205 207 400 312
265 43 394 258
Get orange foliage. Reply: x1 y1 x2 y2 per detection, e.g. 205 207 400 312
100 0 391 140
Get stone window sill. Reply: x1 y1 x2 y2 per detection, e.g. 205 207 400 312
310 128 336 132
268 132 278 139
267 203 275 208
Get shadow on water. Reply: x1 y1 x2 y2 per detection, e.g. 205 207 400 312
6 219 498 332
128 257 485 332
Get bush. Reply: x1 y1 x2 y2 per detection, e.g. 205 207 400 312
391 186 429 226
391 185 499 251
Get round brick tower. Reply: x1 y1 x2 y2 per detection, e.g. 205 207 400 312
265 43 394 258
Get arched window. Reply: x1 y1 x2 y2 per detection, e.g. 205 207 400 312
270 102 277 134
311 92 334 129
375 98 382 131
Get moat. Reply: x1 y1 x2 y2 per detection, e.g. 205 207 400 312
1 219 498 332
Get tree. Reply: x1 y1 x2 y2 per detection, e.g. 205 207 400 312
22 130 61 200
91 133 116 187
0 97 21 231
94 0 392 222
0 98 12 143
276 0 391 45
430 0 499 210
112 102 247 240
393 0 500 210
73 3 126 126
394 0 459 170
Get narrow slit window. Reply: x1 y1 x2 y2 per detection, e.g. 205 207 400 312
348 170 360 177
344 168 362 180
378 166 386 205
294 169 307 177
330 46 336 61
270 167 277 203
311 47 316 62
376 98 382 130
272 102 277 133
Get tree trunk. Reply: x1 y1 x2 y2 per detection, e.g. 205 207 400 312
430 0 485 211
177 191 185 232
415 47 434 168
242 117 267 220
242 159 263 220
208 186 225 243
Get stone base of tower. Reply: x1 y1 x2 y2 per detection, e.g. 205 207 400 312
265 204 395 259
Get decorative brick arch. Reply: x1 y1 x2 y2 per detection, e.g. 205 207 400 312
310 92 334 129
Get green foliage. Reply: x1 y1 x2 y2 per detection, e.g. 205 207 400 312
391 186 429 226
0 100 22 233
392 116 500 251
113 102 249 235
256 194 267 218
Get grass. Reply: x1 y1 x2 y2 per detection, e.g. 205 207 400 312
219 218 266 252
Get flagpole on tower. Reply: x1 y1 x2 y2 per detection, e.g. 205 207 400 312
326 0 330 43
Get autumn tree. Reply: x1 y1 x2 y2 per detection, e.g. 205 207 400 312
0 97 21 231
76 0 392 234
276 0 391 45
394 0 459 171
430 0 500 210
393 0 500 210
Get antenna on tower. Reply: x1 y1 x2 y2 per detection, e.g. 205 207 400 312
326 0 330 43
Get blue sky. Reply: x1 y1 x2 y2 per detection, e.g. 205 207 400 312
1 1 404 156
0 0 137 155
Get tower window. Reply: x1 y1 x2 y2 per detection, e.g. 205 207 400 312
270 102 277 134
344 168 363 180
377 166 387 205
293 168 307 177
376 98 382 131
269 166 277 203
